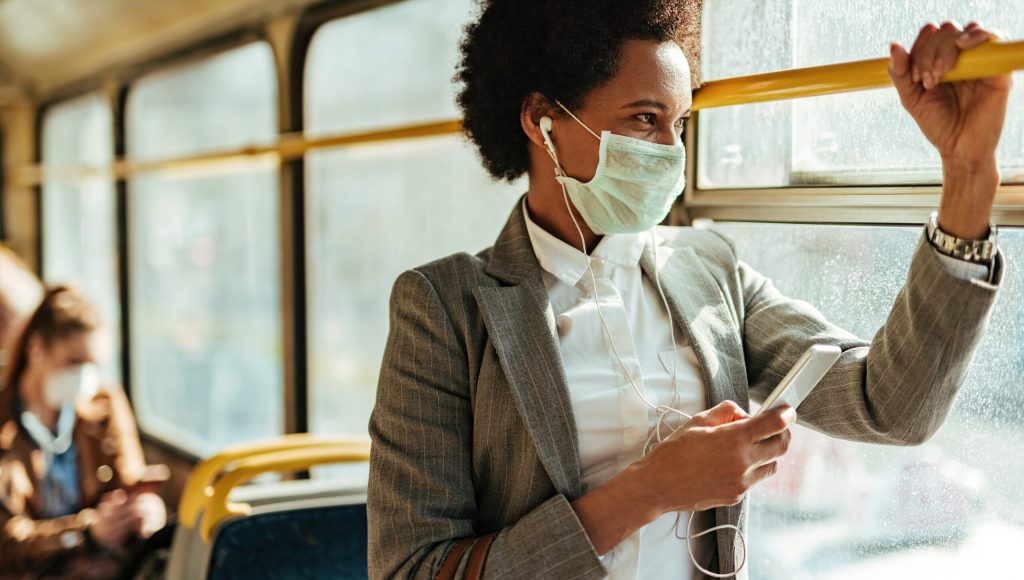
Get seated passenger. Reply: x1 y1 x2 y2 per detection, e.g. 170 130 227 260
0 286 167 578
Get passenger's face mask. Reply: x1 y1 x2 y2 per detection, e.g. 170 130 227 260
43 363 100 408
540 101 686 235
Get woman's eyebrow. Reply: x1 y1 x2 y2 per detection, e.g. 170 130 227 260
621 99 668 111
621 99 691 117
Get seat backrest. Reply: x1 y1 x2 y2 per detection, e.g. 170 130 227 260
166 437 370 580
206 497 369 580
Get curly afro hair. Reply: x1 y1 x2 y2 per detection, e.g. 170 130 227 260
456 0 698 182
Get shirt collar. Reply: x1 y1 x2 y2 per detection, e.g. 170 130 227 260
522 198 646 287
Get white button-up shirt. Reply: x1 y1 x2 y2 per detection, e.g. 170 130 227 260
523 201 709 579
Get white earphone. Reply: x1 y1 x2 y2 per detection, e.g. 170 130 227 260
539 115 556 153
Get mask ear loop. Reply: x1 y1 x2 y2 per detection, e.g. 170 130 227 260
540 115 746 578
554 100 601 140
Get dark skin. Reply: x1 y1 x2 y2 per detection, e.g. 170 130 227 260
513 23 1010 555
521 40 692 255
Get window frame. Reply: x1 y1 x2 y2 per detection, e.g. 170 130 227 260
682 76 1024 228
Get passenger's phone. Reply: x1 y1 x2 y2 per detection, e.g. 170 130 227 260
125 464 170 496
754 345 841 417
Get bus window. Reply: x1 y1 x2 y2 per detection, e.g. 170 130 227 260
41 92 121 383
715 221 1024 577
125 42 283 456
304 0 522 438
699 1 1024 189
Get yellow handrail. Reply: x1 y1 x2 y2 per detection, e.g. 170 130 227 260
692 39 1024 110
199 444 372 542
7 40 1024 187
178 434 371 529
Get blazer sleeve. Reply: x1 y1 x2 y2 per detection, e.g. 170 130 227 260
738 234 1002 445
368 270 604 580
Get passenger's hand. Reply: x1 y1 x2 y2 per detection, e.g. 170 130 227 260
636 400 795 514
890 21 1010 239
889 21 1011 167
90 489 142 549
128 492 168 539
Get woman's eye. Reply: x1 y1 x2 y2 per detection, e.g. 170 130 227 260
636 113 657 125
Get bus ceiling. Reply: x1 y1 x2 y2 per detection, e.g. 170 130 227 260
0 0 321 99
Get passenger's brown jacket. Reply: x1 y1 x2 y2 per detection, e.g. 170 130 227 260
0 384 151 574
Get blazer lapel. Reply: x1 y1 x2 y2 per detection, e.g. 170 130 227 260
640 241 748 412
473 199 582 499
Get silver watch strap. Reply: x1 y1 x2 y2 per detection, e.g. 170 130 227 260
926 211 998 263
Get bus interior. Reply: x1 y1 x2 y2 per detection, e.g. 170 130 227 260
0 0 1023 578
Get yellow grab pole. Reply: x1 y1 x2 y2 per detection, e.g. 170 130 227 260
693 39 1024 110
9 41 1024 187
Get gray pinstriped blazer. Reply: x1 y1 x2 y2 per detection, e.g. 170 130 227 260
368 198 1003 579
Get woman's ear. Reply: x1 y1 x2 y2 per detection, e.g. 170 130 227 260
520 92 558 149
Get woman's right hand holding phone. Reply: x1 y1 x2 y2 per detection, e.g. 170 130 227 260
635 400 796 514
573 400 795 555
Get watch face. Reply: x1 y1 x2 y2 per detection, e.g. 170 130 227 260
60 530 83 549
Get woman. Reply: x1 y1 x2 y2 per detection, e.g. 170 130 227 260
0 287 167 578
368 1 1008 578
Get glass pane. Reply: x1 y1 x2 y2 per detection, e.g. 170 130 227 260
305 0 523 437
304 0 467 136
713 221 1024 578
699 0 1024 188
126 43 283 456
127 44 278 160
41 92 121 383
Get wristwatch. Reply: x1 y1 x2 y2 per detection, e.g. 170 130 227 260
926 211 998 263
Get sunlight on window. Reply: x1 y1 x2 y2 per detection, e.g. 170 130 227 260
304 0 522 438
41 92 121 384
714 222 1024 579
126 43 283 456
699 0 1024 188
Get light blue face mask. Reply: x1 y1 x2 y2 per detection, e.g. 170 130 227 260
540 101 686 235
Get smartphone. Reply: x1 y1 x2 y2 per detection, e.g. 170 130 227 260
754 344 842 417
125 464 170 496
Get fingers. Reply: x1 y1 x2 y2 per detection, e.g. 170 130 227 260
738 405 796 442
749 461 779 487
909 22 938 84
751 429 791 467
889 42 920 105
957 24 993 49
931 22 965 87
905 20 1000 91
688 400 748 428
915 21 963 89
100 488 128 507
